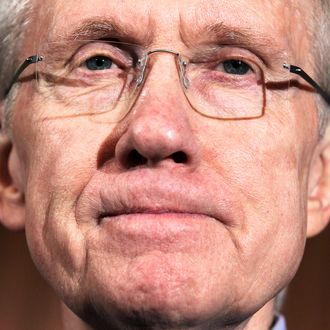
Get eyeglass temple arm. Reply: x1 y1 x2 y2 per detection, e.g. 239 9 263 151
283 64 330 106
4 55 43 97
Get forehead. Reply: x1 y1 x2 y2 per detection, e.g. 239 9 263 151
35 0 311 43
50 0 288 27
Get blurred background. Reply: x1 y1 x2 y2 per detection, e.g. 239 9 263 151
0 225 329 330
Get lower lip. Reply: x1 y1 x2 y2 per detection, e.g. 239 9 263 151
99 212 214 240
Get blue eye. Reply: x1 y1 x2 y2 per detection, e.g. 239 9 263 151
223 60 251 75
85 56 113 70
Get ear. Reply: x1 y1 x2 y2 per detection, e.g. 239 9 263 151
307 127 330 237
0 103 25 230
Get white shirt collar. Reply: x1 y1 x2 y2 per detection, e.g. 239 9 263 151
271 314 287 330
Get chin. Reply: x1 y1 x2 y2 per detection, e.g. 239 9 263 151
76 301 222 330
71 270 252 330
79 303 202 330
73 295 259 330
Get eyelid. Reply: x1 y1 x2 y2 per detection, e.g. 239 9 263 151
220 57 259 75
191 46 264 68
219 45 265 64
67 42 134 70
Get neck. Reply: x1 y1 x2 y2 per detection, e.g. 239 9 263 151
61 303 93 330
243 300 276 330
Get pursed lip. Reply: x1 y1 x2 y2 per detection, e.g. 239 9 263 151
98 209 211 224
78 168 242 228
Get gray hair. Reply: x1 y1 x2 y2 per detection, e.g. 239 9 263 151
0 0 32 128
315 0 330 135
0 0 33 97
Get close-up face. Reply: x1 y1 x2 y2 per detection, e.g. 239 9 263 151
3 0 326 329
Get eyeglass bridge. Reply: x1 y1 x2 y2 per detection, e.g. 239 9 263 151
136 49 189 89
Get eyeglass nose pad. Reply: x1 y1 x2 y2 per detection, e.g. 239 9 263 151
136 56 149 87
136 52 190 95
178 57 190 89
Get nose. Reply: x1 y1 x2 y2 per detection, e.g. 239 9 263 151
114 55 201 169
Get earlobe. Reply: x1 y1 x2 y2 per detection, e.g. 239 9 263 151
0 104 25 230
307 137 330 237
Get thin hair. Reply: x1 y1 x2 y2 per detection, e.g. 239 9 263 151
314 0 330 136
0 0 32 129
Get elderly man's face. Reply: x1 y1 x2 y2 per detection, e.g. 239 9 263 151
1 0 328 328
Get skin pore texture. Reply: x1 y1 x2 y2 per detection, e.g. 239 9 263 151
1 0 329 329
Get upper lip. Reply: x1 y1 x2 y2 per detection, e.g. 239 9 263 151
77 168 241 227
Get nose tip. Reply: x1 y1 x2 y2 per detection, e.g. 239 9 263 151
114 95 201 169
117 120 193 168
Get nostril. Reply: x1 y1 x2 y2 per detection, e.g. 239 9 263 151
124 150 188 168
126 149 148 168
172 151 188 164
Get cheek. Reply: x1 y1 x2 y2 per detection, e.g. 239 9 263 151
19 116 108 301
199 106 315 274
204 127 305 236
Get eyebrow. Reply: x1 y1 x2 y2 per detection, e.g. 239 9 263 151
181 21 287 65
59 17 153 45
